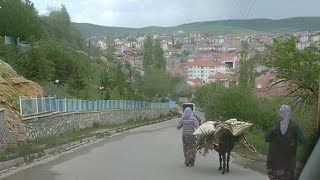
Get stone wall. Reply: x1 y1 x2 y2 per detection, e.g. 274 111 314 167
0 109 17 148
23 108 176 140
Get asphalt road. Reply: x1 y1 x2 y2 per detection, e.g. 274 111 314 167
0 118 268 180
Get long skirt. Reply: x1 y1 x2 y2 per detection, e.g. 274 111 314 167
267 168 294 180
182 134 197 166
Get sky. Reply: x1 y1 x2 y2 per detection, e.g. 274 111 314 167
32 0 320 28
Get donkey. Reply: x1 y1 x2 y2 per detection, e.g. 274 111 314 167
213 126 240 174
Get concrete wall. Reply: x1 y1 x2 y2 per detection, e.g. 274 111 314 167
23 108 175 140
0 109 17 148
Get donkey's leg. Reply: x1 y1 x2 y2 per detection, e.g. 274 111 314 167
226 151 231 173
218 152 222 170
222 153 226 174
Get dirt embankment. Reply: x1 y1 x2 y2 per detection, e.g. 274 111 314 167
0 59 45 142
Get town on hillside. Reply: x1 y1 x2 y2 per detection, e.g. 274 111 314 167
73 30 320 97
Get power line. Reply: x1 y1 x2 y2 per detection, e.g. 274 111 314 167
231 0 241 19
236 0 247 20
246 0 257 19
233 0 244 20
239 0 251 19
240 0 252 19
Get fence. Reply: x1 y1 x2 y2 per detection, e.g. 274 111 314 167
19 96 176 116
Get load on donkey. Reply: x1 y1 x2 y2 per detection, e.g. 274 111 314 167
193 119 257 174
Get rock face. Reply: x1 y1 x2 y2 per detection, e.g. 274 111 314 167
0 59 45 145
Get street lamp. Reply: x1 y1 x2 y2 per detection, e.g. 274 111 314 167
53 79 61 96
54 79 60 85
98 86 105 99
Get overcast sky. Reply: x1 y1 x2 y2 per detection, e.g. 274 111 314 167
32 0 320 28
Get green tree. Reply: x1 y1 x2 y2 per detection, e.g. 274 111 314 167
0 0 41 41
153 39 166 72
67 58 87 98
105 39 115 61
143 36 166 72
19 45 54 81
262 37 320 102
238 43 255 88
143 36 153 70
41 5 84 49
99 69 111 99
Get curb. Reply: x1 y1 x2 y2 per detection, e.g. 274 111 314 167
0 115 179 175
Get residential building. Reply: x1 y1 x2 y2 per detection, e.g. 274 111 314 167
133 42 144 49
137 36 145 42
187 77 204 88
183 37 192 44
213 36 225 44
255 72 293 97
182 44 198 53
198 44 213 51
190 32 202 39
185 60 230 83
215 53 239 69
208 72 235 88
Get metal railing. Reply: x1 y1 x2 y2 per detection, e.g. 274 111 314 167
19 96 176 116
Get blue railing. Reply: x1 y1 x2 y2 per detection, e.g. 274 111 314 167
19 96 176 116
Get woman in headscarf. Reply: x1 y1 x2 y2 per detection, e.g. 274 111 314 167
177 107 200 167
265 105 305 180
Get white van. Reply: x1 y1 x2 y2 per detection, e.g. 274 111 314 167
182 103 195 112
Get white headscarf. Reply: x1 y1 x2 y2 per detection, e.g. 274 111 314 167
182 107 193 119
279 105 291 135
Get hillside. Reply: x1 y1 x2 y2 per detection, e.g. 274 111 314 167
0 59 45 142
73 17 320 37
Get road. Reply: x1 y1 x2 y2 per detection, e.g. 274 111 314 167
1 118 268 180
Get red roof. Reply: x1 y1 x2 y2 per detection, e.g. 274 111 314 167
187 78 204 87
208 72 234 81
255 72 294 96
186 60 227 68
216 53 237 62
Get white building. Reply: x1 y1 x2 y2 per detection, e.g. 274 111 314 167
185 60 230 83
137 36 145 42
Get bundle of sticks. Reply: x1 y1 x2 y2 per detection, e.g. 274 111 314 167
195 120 257 156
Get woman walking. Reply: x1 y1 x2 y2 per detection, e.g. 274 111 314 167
265 105 305 180
177 107 200 167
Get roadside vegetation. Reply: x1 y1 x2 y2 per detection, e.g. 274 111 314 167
194 38 319 168
0 0 191 107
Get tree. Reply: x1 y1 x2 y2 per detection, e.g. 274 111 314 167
105 39 115 61
143 36 166 72
41 5 84 49
153 39 166 72
19 45 54 81
143 36 153 70
0 0 41 41
262 37 320 102
99 69 111 99
238 43 255 88
67 58 88 98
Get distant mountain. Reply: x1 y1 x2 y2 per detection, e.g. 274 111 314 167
73 17 320 38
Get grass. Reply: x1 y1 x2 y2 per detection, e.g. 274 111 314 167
233 130 268 162
0 112 179 162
